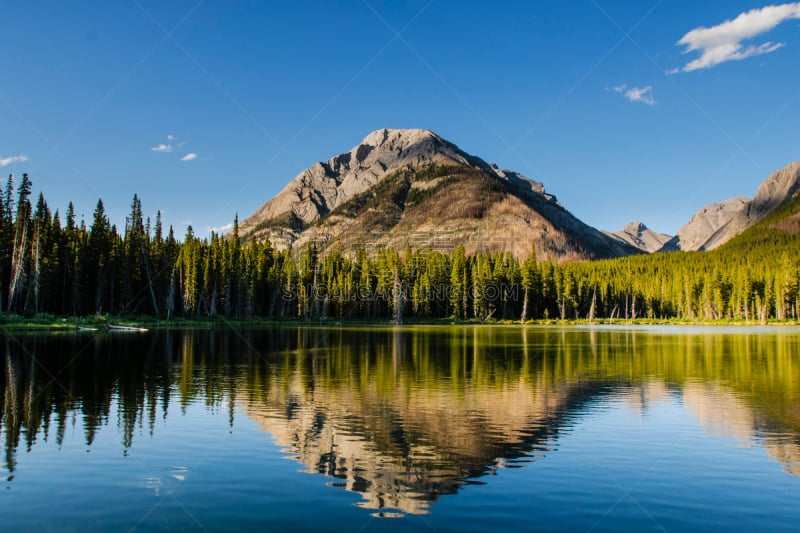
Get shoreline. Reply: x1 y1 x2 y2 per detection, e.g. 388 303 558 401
1 313 798 332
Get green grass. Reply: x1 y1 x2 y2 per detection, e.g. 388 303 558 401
1 312 796 331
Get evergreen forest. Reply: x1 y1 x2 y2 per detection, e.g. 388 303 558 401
2 173 798 323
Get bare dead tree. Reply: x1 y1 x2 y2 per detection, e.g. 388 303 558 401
8 217 28 312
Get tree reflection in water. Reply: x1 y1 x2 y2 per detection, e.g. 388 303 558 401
2 326 799 514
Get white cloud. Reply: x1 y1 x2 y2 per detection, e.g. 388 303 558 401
625 86 657 106
612 84 657 105
151 143 173 153
207 222 233 234
181 153 197 161
167 134 176 140
674 3 800 72
0 154 28 167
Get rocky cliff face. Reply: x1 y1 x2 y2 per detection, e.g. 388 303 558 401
751 162 800 219
238 129 474 232
603 222 672 253
661 162 800 251
660 197 751 252
238 128 639 261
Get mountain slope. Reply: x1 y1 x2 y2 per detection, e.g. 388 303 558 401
718 186 800 252
662 162 800 251
238 128 639 261
603 222 672 253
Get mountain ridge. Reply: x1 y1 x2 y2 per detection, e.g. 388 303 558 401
238 128 639 261
237 128 799 260
603 222 672 254
661 162 800 251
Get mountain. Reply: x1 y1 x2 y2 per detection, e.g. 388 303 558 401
659 197 751 252
718 183 800 250
602 222 672 253
238 128 639 261
661 162 800 251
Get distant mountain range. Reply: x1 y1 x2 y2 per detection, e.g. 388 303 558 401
659 162 800 252
238 128 800 260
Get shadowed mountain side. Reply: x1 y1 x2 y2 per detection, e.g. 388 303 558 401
237 128 639 261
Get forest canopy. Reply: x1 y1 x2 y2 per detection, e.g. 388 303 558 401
1 174 798 322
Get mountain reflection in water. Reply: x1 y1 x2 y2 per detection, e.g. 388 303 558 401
2 326 799 515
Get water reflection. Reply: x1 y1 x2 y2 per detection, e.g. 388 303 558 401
2 326 799 514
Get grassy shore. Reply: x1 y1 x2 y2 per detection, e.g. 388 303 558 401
1 313 798 331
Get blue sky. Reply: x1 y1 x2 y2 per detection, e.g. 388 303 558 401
1 1 799 237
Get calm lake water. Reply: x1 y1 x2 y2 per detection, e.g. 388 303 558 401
2 325 799 532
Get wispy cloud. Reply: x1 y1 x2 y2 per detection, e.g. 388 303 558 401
152 134 201 161
625 86 656 105
611 84 657 105
0 154 28 167
673 3 800 73
207 222 233 234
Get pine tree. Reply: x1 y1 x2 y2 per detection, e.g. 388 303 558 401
450 245 467 319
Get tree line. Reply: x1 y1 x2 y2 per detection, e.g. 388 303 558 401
2 174 798 322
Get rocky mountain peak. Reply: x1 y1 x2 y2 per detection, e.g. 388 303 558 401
659 162 800 252
237 128 640 261
659 196 750 252
603 221 671 254
751 162 800 218
360 128 439 148
624 221 647 234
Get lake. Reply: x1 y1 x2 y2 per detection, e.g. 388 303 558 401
2 325 799 532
